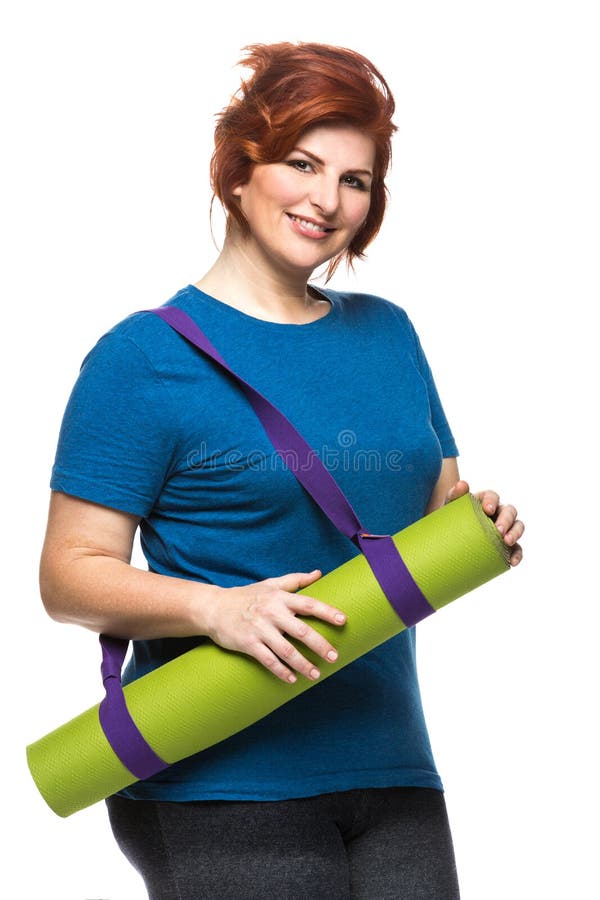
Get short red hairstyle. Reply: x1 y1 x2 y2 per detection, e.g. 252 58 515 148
210 42 397 279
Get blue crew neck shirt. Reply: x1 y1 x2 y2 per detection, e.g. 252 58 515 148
50 284 459 801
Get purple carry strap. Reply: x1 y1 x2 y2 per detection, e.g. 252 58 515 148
98 635 169 778
98 304 434 779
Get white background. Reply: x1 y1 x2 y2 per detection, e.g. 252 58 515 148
2 1 598 898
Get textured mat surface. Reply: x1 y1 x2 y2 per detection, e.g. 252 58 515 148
27 493 510 817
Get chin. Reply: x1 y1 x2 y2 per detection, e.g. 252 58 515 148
279 245 343 274
252 231 349 276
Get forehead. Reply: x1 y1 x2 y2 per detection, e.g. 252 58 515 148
295 123 376 168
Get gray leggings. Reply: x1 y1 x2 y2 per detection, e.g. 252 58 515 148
106 786 460 899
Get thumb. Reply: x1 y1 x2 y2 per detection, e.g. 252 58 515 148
445 480 470 504
278 570 322 591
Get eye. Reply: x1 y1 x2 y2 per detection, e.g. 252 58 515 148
286 159 314 173
341 174 369 191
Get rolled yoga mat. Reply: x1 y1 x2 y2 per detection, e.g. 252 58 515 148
27 492 510 818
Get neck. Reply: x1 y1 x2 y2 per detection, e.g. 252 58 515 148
195 231 329 325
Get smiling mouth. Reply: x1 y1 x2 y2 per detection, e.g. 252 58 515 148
286 213 335 234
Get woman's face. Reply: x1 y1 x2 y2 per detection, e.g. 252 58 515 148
232 123 376 277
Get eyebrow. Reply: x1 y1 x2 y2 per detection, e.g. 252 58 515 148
292 145 374 178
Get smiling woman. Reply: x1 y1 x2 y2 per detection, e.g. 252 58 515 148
222 124 375 284
210 43 396 282
39 40 523 900
197 43 397 324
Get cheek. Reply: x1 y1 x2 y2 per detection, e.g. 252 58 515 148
251 168 301 209
346 193 372 229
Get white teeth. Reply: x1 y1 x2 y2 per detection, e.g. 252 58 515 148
289 214 329 233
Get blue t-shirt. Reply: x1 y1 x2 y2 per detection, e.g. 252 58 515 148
51 284 459 801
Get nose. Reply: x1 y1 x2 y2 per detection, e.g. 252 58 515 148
308 175 341 218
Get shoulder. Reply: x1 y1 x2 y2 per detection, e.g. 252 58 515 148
319 286 409 321
78 286 196 372
318 287 419 344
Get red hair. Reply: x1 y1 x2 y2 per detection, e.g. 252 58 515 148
210 42 397 279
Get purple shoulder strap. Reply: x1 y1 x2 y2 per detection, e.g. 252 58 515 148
99 304 434 779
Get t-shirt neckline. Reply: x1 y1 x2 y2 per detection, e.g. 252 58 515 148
185 284 338 330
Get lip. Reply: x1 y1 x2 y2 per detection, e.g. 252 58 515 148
285 212 336 239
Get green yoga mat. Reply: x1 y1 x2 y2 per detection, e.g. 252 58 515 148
27 493 510 818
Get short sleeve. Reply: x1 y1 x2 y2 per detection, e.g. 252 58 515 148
406 318 459 458
50 331 180 517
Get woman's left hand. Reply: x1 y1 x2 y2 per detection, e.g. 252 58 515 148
444 480 524 567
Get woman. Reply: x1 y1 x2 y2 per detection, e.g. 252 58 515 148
40 42 523 899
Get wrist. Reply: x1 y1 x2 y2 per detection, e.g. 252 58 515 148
188 580 223 637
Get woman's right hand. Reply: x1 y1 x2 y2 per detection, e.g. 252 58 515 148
205 570 347 684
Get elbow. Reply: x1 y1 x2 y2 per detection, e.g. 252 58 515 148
39 555 73 624
39 582 64 624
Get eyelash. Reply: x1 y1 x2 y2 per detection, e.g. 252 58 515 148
285 159 369 192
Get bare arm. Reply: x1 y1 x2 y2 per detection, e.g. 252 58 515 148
39 491 347 683
39 490 221 639
425 457 461 514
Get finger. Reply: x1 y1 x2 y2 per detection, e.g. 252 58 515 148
508 542 523 567
476 490 500 516
248 639 300 684
286 614 340 665
288 594 347 626
262 627 322 681
503 518 524 546
494 504 518 536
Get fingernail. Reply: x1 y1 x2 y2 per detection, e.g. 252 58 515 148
335 613 345 623
496 524 505 535
327 650 338 662
288 674 297 683
486 503 495 512
310 668 320 680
